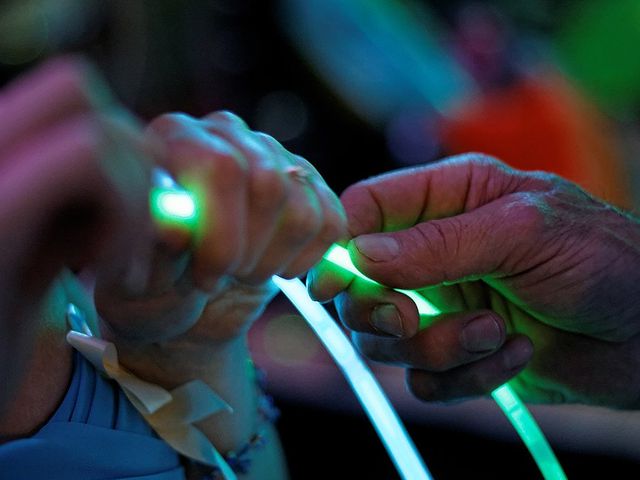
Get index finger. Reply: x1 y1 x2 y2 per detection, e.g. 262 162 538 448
308 154 550 303
341 153 549 238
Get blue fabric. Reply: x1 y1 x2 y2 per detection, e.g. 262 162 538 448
0 352 184 479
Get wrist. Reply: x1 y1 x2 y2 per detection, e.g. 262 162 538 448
103 330 262 454
69 299 274 469
112 334 250 390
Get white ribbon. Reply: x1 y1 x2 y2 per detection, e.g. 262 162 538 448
66 330 237 480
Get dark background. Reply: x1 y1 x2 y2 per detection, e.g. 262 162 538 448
3 0 640 477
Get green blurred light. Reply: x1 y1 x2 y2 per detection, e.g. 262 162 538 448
149 187 199 229
492 385 567 480
147 171 431 479
273 276 432 480
323 245 439 317
322 244 566 480
147 172 565 479
555 0 640 113
0 1 49 65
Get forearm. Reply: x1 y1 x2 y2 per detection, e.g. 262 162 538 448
114 334 288 479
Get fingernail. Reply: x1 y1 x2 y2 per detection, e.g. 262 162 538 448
461 315 502 352
504 339 534 370
306 268 316 287
371 304 404 337
354 235 400 262
305 269 319 300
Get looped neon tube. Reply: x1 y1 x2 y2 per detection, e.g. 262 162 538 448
150 169 566 480
323 245 567 480
150 169 431 480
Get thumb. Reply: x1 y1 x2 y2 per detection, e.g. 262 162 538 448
348 194 541 289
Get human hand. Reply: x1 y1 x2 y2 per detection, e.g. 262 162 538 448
94 111 344 463
309 154 640 409
95 111 347 360
0 57 153 409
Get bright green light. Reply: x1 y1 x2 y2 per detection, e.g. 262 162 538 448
154 189 196 219
150 187 199 228
273 276 432 480
323 245 439 316
145 171 565 480
149 169 200 229
322 244 566 480
492 385 567 480
324 244 377 281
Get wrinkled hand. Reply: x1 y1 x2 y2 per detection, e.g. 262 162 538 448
96 111 347 353
309 154 640 409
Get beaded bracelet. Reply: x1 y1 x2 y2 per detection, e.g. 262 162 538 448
201 368 280 479
67 303 280 480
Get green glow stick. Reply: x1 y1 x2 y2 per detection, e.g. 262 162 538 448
150 168 200 229
149 169 432 480
149 171 566 479
272 275 432 480
323 245 567 480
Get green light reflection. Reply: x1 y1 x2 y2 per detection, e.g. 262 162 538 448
147 176 566 480
322 244 566 480
149 186 199 230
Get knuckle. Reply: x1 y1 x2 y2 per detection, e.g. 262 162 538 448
256 132 293 164
415 221 448 251
148 112 192 135
521 169 572 196
165 134 248 176
528 169 565 188
254 131 280 151
291 154 318 174
412 220 461 281
164 136 204 165
504 193 547 233
445 153 526 204
242 131 271 158
207 110 248 128
462 152 504 168
444 152 506 174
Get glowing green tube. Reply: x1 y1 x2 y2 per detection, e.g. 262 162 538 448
323 245 567 480
492 385 567 480
273 276 432 480
149 168 200 229
149 169 432 480
149 171 566 479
